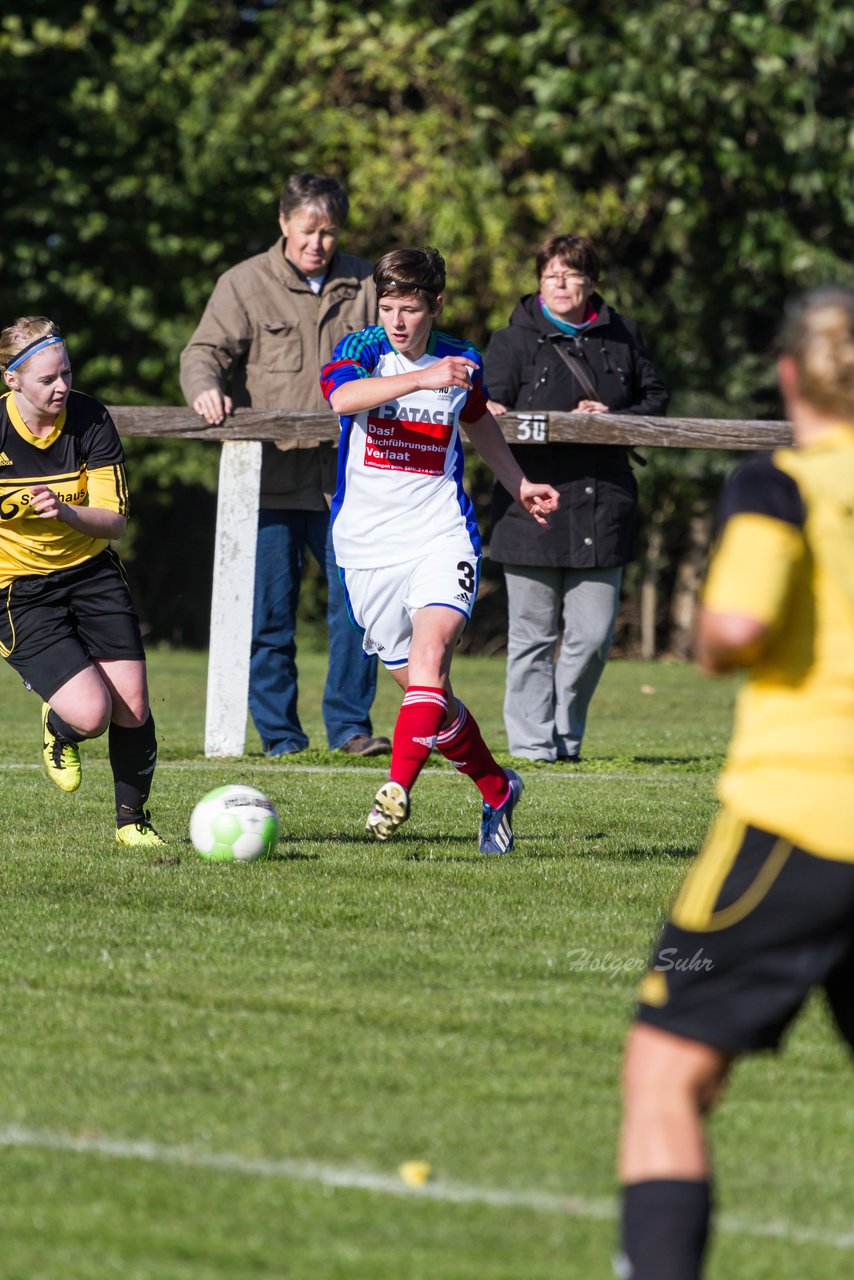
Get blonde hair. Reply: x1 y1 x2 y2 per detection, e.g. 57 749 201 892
0 316 62 373
781 288 854 420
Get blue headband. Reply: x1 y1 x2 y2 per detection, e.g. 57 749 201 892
6 334 64 373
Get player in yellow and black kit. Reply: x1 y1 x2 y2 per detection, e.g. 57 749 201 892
0 316 164 846
615 288 854 1280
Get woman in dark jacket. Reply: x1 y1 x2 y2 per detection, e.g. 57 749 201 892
484 234 669 762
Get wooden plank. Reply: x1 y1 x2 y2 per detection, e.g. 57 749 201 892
109 406 793 451
541 412 791 450
204 440 261 758
109 406 342 445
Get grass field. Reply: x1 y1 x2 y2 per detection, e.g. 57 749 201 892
0 650 851 1279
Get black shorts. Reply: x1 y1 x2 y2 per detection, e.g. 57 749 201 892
0 549 145 700
635 809 854 1054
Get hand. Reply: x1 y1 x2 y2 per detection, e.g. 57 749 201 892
519 480 560 526
487 399 508 416
29 484 63 520
192 388 233 425
572 400 609 414
417 356 477 392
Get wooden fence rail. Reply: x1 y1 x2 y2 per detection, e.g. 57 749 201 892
109 408 792 757
110 406 793 451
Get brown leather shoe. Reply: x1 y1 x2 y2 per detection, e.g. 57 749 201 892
337 734 392 757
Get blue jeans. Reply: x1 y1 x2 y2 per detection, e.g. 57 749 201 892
249 509 378 753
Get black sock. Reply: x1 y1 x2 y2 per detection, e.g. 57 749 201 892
617 1179 712 1280
47 708 88 744
110 714 157 826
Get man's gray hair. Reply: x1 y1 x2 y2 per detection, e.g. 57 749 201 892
279 173 349 225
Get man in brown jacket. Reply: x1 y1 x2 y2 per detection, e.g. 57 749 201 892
180 173 389 757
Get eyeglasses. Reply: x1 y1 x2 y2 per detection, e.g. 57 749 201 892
541 272 588 287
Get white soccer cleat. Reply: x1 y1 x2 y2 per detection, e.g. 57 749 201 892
366 780 410 841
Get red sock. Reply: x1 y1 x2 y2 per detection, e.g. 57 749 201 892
390 685 448 792
436 700 509 807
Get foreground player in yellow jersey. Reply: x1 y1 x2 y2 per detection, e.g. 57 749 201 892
0 316 163 846
615 288 854 1279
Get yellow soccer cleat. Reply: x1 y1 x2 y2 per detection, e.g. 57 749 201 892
41 702 81 793
115 812 166 848
365 780 410 841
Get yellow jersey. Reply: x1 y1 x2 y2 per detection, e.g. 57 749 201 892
703 426 854 860
0 389 129 587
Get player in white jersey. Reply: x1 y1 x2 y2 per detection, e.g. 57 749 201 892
321 247 559 852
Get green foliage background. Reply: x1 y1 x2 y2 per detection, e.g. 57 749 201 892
3 1 853 643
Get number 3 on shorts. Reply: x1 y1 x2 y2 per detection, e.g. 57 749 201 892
457 561 476 593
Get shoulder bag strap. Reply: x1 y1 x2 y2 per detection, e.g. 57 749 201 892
550 338 648 466
550 338 601 401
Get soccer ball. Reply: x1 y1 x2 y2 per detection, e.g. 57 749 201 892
190 785 280 862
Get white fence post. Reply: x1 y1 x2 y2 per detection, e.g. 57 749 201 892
204 440 262 757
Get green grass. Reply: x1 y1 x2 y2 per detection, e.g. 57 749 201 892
0 651 851 1279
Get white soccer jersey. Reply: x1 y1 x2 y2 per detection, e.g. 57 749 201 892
321 327 488 568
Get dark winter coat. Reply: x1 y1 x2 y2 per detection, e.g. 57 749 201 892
484 293 669 567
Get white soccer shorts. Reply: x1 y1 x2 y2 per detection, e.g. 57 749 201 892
340 544 481 667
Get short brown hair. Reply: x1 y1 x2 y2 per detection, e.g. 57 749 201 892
279 173 349 225
535 235 599 283
373 247 446 301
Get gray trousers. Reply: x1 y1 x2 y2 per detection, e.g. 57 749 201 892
502 565 622 761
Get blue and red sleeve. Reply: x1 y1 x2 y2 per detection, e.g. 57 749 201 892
459 353 490 423
320 326 385 403
320 359 367 403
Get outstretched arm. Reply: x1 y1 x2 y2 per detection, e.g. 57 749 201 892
462 411 559 526
180 272 248 424
329 355 475 415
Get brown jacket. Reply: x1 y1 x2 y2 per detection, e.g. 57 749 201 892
180 240 376 508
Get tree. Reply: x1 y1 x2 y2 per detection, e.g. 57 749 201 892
3 1 851 645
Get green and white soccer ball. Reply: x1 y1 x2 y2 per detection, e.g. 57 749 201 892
190 785 280 862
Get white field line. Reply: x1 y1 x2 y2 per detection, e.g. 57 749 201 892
0 762 711 782
0 1124 608 1215
0 1125 851 1250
